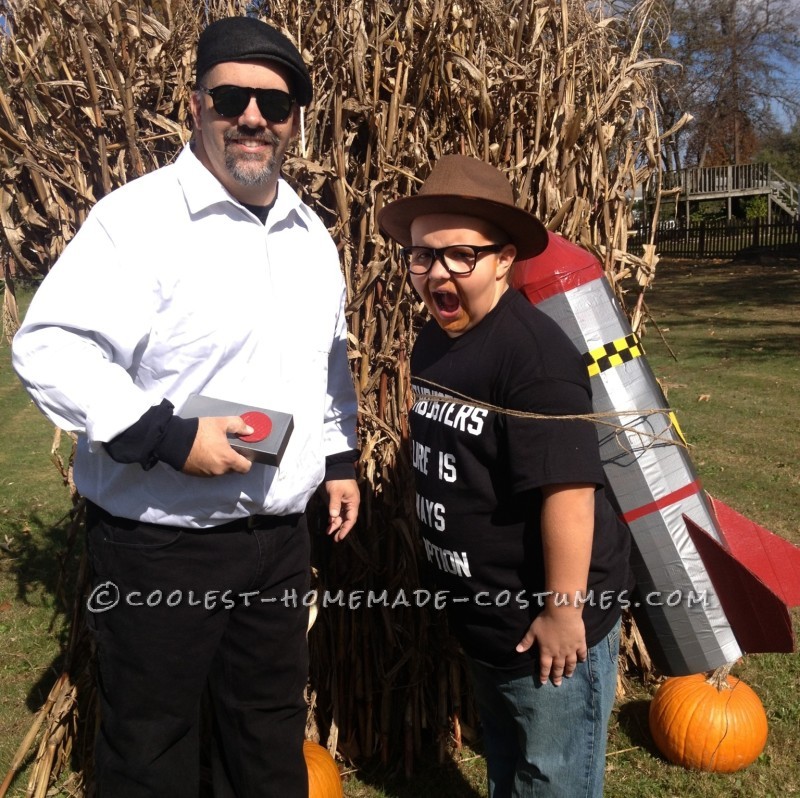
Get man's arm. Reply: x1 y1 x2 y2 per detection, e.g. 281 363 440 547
516 483 595 685
12 215 158 443
321 283 360 540
97 399 254 476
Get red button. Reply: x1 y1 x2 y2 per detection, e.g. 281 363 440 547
238 411 272 443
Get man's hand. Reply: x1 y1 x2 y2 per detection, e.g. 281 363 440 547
324 478 360 542
181 416 253 477
516 608 588 686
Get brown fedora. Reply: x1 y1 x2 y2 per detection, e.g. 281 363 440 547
377 155 548 259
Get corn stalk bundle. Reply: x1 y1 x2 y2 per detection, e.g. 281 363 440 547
0 0 671 792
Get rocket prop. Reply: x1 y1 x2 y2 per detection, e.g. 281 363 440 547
513 233 800 676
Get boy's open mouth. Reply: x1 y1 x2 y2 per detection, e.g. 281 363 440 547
433 290 460 314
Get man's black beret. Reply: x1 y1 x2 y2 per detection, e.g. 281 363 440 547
195 17 313 107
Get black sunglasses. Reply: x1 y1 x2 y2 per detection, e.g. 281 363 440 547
199 85 295 123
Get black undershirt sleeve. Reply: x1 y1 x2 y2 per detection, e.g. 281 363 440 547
103 399 198 472
106 401 356 478
324 450 359 482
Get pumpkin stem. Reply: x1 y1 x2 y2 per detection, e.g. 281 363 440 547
706 662 734 690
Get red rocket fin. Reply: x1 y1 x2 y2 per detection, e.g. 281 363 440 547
684 513 795 654
707 495 800 607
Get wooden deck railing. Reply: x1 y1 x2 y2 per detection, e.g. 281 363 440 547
659 163 772 194
648 164 798 217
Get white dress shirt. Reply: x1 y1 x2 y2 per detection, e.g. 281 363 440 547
13 144 358 526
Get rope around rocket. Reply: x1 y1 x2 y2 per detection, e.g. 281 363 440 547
410 376 691 454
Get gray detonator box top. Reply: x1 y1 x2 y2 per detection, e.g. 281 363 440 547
179 394 293 466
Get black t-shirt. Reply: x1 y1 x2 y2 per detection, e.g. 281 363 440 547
409 288 632 675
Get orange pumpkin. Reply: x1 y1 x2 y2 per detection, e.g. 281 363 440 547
304 740 343 798
648 664 768 773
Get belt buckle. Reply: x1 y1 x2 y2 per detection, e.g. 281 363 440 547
246 516 259 530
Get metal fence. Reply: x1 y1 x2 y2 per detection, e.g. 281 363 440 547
629 218 800 259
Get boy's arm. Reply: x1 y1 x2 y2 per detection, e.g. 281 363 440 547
516 483 595 685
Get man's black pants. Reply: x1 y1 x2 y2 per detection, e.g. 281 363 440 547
85 503 310 798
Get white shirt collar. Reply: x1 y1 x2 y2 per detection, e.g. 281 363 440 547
175 143 314 231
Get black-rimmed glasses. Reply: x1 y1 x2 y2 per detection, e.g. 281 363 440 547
199 85 295 123
400 244 505 275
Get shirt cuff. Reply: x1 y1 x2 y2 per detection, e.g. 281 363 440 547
324 449 359 482
154 414 199 471
103 399 198 471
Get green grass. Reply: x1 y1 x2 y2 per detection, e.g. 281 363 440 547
1 261 799 797
1 285 81 796
641 259 800 544
602 258 800 798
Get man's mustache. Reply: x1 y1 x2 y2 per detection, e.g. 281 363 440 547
224 127 280 146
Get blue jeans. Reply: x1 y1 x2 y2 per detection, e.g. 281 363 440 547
467 618 621 798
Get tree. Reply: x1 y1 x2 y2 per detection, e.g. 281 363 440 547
756 121 800 183
636 0 800 168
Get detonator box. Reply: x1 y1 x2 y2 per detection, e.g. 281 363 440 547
179 394 293 467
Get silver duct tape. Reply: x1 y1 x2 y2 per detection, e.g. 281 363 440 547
534 279 742 674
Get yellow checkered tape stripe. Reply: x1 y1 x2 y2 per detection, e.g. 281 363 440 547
583 333 642 377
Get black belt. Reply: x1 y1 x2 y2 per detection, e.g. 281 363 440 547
86 500 302 534
208 513 303 533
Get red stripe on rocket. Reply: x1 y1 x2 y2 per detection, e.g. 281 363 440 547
513 232 799 675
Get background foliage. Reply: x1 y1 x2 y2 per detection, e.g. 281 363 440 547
620 0 800 171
